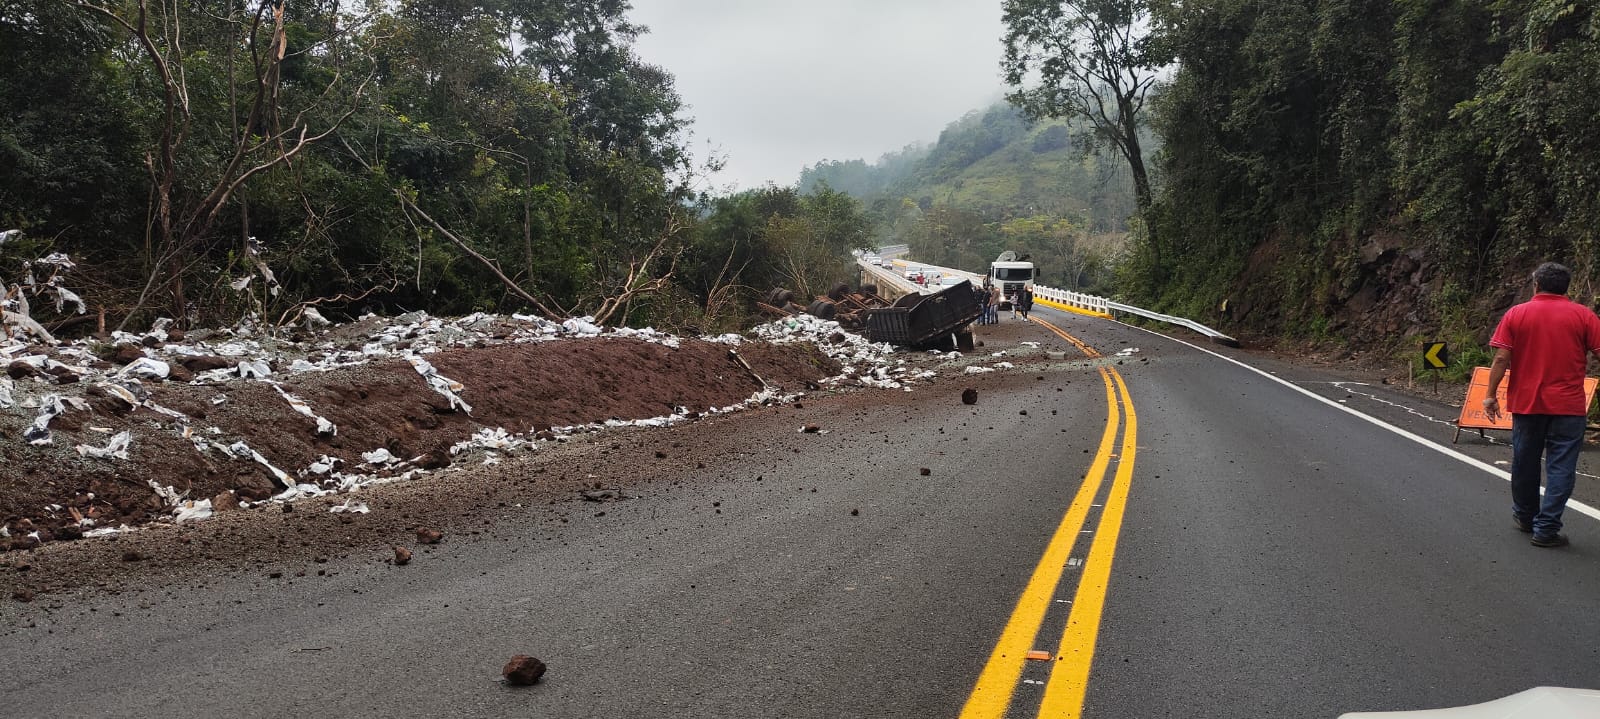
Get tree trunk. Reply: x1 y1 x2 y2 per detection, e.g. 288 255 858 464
1119 93 1159 277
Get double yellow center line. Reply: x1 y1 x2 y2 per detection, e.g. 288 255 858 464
959 316 1138 719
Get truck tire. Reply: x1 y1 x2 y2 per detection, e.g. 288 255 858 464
767 288 795 306
807 299 837 320
860 284 878 297
827 283 850 301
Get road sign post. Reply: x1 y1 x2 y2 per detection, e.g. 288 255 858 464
1422 341 1447 393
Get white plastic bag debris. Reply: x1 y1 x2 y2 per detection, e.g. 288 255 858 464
75 430 131 460
148 481 184 506
55 286 86 315
1020 341 1041 348
407 356 472 414
996 362 1015 369
449 427 526 455
562 317 603 335
1115 347 1141 357
964 366 996 374
301 307 331 328
0 376 12 409
35 252 74 268
269 383 337 436
329 499 369 514
211 394 228 405
227 441 291 487
304 455 340 475
119 357 170 380
238 360 271 379
173 499 213 523
0 229 20 246
23 394 65 445
362 447 398 464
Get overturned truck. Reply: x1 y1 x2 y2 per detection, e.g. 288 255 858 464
761 280 982 351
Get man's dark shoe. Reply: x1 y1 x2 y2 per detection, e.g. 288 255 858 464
1514 516 1533 533
1531 534 1570 548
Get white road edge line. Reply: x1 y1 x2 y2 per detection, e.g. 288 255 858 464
1111 319 1600 524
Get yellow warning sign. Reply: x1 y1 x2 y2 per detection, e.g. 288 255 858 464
1423 342 1448 370
1456 367 1600 436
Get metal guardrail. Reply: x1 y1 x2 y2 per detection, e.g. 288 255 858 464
1034 283 1239 347
856 256 1240 348
1031 285 1111 315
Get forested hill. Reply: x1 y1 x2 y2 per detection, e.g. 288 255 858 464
796 103 1140 291
1125 1 1600 364
799 104 1138 233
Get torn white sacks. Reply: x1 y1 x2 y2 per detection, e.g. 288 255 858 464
75 430 131 460
269 383 337 436
119 357 170 380
407 356 472 414
173 499 213 523
329 499 369 514
0 376 12 409
227 441 291 488
23 394 65 445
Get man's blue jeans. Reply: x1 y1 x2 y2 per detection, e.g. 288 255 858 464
1510 413 1586 538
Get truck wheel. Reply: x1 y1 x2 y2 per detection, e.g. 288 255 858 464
808 299 837 320
827 283 850 301
860 284 878 297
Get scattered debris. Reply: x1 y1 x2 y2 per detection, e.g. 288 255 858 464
416 528 443 544
961 388 978 405
919 468 931 476
393 546 412 565
330 500 369 514
74 430 131 460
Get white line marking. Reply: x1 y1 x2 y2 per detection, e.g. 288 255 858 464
1112 322 1600 523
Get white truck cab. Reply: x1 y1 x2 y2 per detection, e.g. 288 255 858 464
989 251 1035 308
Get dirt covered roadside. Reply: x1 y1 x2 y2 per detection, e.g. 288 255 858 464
0 313 1059 604
0 313 858 553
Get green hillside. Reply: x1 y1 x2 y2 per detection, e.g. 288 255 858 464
799 103 1142 291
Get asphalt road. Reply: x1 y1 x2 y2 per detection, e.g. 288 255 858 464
4 306 1599 718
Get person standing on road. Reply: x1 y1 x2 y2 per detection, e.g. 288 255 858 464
974 283 991 325
1018 286 1034 320
988 284 1002 325
1484 262 1600 548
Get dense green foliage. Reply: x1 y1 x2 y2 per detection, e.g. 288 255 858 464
0 0 866 333
1131 0 1600 349
799 103 1138 291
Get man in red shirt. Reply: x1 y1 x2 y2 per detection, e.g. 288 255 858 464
1485 262 1600 547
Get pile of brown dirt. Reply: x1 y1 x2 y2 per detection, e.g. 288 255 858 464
0 337 837 549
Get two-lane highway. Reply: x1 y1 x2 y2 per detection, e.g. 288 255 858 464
3 305 1597 717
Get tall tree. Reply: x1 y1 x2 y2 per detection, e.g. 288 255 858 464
1001 0 1167 264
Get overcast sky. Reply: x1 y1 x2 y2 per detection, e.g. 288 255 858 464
627 1 1008 193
